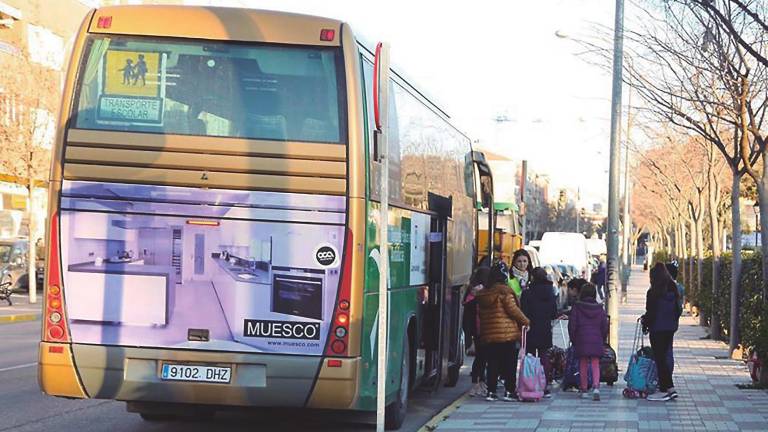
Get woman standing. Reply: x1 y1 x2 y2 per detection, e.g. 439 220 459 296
509 249 534 297
643 263 682 401
477 263 530 401
520 267 558 397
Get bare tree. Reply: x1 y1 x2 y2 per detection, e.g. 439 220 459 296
0 50 58 303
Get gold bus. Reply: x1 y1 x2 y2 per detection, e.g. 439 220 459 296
39 5 492 429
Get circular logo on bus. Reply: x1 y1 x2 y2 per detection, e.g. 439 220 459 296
315 244 338 267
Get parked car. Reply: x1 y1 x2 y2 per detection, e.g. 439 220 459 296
0 238 44 292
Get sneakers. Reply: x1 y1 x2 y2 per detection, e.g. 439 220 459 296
646 391 671 401
502 391 516 402
543 389 552 399
485 391 498 402
580 390 592 399
667 388 679 400
592 389 600 401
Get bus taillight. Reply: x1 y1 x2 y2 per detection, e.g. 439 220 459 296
43 212 69 343
324 229 352 357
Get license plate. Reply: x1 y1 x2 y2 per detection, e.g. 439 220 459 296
161 363 231 384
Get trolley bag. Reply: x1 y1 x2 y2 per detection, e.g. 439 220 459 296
599 343 619 385
544 320 568 382
544 346 566 382
517 326 546 401
623 318 658 398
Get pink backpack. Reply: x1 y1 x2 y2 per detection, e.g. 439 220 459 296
517 326 547 401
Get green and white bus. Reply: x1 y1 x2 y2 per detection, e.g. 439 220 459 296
39 5 493 429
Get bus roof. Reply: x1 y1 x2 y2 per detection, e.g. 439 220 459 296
89 5 344 47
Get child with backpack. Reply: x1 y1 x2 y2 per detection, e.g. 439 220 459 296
568 283 609 401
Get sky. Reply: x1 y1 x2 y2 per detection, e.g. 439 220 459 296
186 0 624 211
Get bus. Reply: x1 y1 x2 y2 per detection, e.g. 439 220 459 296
38 5 493 429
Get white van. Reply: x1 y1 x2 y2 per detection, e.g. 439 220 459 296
586 238 607 257
538 232 591 277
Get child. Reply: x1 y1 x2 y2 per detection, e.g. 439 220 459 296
477 263 530 401
568 283 608 401
463 266 490 396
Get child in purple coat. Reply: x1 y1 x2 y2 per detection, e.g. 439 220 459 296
568 283 608 401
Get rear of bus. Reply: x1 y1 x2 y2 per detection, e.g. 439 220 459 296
39 6 367 415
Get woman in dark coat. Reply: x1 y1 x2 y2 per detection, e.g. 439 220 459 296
568 283 608 401
521 267 558 352
521 267 558 396
643 262 682 402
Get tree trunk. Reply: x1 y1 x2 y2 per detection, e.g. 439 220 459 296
26 183 37 304
689 219 696 299
696 217 706 327
759 171 768 301
708 169 721 340
730 171 743 355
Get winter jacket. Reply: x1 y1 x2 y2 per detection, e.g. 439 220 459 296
645 289 681 333
477 282 530 344
568 298 609 357
520 281 558 351
509 277 523 297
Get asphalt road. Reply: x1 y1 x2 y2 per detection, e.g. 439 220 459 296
0 321 470 431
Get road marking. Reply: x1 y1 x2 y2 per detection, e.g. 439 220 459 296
0 362 36 373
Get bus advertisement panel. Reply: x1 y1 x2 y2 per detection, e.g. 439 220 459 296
59 180 345 356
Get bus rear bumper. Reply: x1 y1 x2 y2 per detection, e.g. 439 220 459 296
54 344 358 408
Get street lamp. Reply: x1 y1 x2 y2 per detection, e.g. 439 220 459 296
754 200 760 248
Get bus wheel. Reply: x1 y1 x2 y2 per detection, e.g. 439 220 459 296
385 338 410 430
445 363 460 387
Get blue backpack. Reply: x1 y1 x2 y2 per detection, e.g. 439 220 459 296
624 318 658 393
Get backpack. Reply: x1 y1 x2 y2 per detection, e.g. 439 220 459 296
517 326 547 401
623 318 658 396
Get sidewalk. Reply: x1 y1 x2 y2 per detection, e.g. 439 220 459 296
0 292 42 323
431 266 768 431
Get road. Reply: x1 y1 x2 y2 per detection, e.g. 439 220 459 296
0 321 469 431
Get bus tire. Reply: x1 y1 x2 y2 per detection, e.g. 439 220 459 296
445 363 460 387
385 338 410 430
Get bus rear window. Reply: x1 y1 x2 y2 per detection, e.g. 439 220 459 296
73 36 346 144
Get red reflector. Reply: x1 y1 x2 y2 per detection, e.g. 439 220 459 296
97 16 112 29
48 345 64 354
331 340 346 354
48 326 64 340
320 29 335 41
339 300 350 310
327 359 342 367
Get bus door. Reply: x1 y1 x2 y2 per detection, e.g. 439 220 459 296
420 193 451 388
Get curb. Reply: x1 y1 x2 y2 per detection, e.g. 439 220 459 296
417 392 470 432
0 313 41 324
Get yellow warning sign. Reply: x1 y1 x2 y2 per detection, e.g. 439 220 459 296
104 50 160 97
